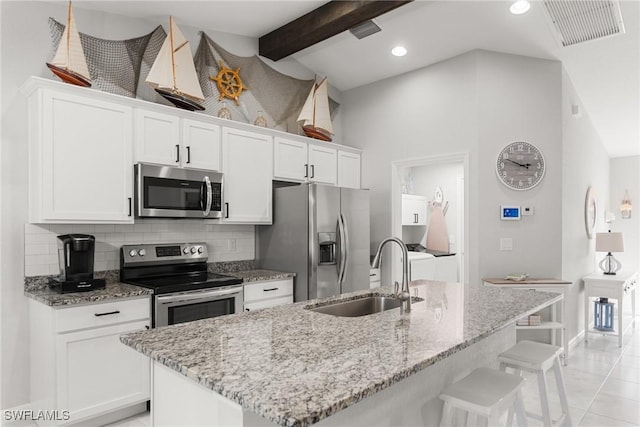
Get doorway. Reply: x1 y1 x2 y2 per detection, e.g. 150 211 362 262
391 153 469 286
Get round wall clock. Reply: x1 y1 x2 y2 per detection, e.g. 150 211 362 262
496 141 545 190
584 186 597 239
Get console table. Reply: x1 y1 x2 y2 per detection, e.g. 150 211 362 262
483 278 570 365
583 271 637 347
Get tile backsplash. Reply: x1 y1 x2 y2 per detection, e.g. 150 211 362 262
24 220 255 277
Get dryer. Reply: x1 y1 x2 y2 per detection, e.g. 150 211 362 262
406 252 436 281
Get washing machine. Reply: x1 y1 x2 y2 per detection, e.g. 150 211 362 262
406 252 436 281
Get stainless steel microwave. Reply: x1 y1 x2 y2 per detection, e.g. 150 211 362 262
135 163 223 218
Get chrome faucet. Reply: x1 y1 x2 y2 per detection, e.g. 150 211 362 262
371 237 411 312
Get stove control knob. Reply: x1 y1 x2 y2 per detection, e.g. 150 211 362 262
129 249 137 258
197 246 204 254
190 246 197 254
138 249 146 257
183 247 190 255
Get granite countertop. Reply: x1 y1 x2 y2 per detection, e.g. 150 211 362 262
121 281 560 427
25 282 153 307
227 269 296 283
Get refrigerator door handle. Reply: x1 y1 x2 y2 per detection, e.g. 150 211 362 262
337 213 349 286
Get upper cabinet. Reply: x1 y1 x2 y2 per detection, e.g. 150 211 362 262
26 85 134 224
274 137 361 188
402 194 428 226
222 127 273 224
134 109 221 171
337 150 361 189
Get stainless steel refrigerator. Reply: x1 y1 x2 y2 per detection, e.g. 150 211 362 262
257 183 370 302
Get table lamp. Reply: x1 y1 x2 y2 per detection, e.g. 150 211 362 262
595 231 624 275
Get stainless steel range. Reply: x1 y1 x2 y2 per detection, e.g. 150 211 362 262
120 243 243 327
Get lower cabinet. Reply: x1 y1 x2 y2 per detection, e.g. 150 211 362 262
243 278 293 312
30 297 151 425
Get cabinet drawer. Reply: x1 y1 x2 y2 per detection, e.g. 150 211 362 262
244 296 293 312
244 279 293 302
55 297 150 333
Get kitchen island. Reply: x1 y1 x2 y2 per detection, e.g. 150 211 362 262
121 281 561 427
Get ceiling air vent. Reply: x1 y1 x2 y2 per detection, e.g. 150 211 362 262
349 19 381 39
543 0 625 47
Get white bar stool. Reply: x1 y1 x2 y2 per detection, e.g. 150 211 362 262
439 367 528 427
497 340 572 427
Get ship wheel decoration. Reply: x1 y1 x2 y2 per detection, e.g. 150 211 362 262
210 60 248 105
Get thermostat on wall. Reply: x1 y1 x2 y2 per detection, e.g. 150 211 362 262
501 205 521 220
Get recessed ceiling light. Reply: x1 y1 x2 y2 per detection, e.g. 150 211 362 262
510 0 530 15
391 46 407 57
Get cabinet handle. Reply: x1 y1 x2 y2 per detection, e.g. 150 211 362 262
94 310 120 317
245 308 250 312
186 146 191 164
175 144 180 163
310 164 315 179
263 288 279 292
304 164 309 178
225 202 229 219
128 197 132 217
414 213 418 223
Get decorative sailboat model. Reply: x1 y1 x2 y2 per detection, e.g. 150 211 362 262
46 1 91 87
146 17 205 111
297 78 333 142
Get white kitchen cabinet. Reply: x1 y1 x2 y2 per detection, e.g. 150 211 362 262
134 109 221 171
401 194 428 226
273 137 308 182
273 137 355 187
337 150 361 189
308 143 337 185
222 127 273 224
30 297 151 426
243 278 293 312
26 86 134 223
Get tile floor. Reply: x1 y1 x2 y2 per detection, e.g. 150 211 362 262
11 325 640 426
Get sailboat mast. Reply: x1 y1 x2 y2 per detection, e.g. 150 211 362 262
66 1 72 69
169 16 177 91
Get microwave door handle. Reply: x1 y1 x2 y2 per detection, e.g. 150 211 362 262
202 176 212 216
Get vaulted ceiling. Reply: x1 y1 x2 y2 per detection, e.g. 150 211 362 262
74 1 639 158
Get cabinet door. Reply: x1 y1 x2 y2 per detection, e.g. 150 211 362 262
273 137 308 182
308 144 337 185
222 127 273 224
37 90 134 223
56 320 150 422
401 195 427 226
182 119 221 171
134 109 180 166
337 150 361 189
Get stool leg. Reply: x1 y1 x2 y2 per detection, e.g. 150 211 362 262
514 390 528 427
536 370 553 427
440 401 454 427
552 358 572 427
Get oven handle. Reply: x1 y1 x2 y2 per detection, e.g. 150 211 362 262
156 286 242 305
202 175 212 216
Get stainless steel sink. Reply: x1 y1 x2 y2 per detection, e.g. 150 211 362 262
307 296 403 317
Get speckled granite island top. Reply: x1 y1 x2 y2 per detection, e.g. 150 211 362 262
121 281 561 427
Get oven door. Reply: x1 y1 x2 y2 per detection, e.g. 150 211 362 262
135 163 223 218
154 285 243 327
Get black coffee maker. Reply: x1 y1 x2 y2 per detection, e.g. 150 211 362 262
53 234 105 293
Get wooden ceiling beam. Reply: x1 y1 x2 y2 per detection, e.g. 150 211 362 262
259 1 413 61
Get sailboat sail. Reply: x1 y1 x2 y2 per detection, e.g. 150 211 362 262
48 1 91 83
146 17 204 102
297 78 333 139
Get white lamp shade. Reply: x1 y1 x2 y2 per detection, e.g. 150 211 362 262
595 232 624 252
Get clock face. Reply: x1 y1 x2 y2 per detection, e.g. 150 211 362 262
496 141 545 190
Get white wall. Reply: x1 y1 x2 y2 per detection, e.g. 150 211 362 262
343 50 563 288
0 1 328 409
561 69 611 342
